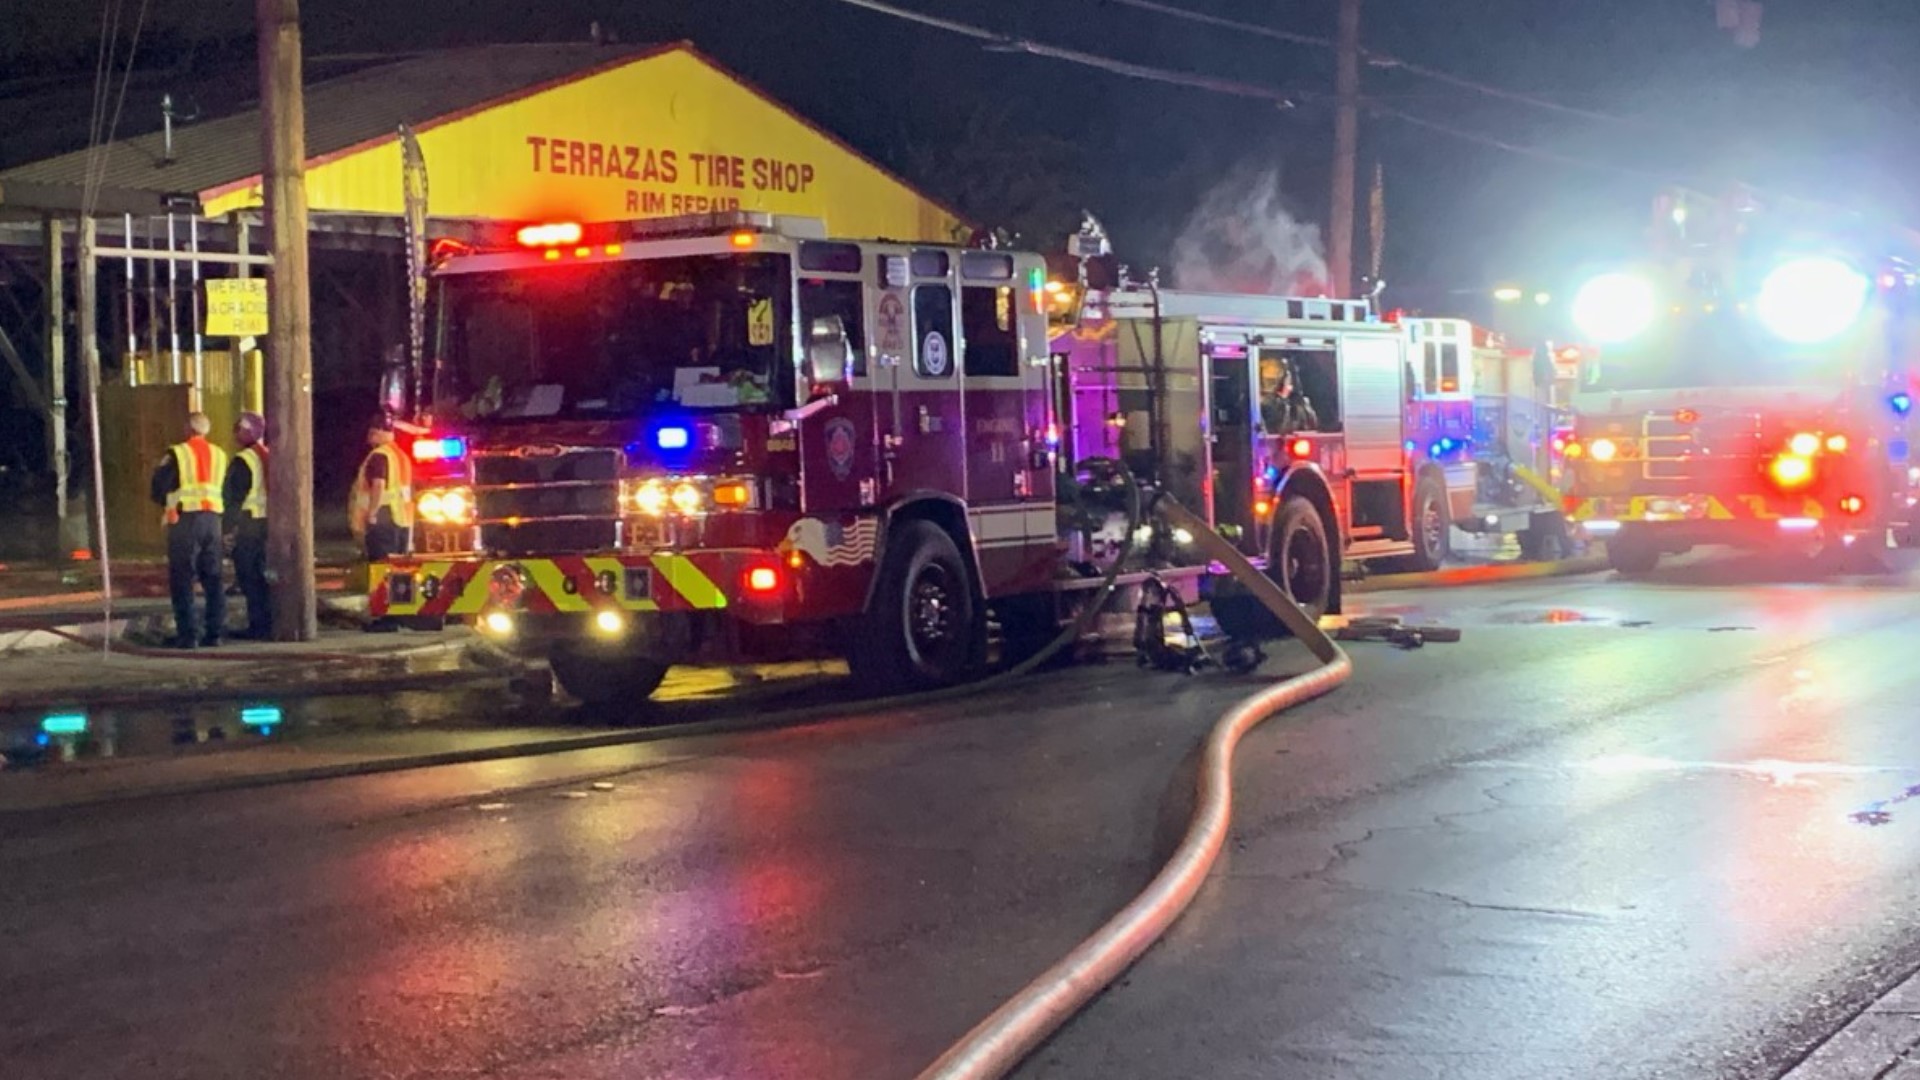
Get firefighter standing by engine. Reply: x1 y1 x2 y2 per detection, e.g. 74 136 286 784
223 411 272 639
149 411 229 648
352 414 414 631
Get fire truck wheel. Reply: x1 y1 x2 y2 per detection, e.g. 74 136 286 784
547 647 670 707
851 520 979 693
1408 474 1451 572
1271 496 1334 618
1605 537 1661 574
1518 514 1570 562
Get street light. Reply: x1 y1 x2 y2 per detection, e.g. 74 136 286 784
1492 285 1524 303
1533 291 1552 306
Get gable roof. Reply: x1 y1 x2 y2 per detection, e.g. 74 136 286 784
0 43 661 210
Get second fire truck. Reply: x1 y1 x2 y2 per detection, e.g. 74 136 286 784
1559 186 1920 572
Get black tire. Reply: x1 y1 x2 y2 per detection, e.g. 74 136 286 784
1408 473 1450 572
1606 536 1661 574
1517 513 1570 562
1270 496 1335 619
548 646 669 706
848 520 979 693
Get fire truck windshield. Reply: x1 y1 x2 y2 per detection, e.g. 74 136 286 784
429 253 792 421
1582 311 1851 392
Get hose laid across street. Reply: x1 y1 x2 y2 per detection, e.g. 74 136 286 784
916 496 1353 1080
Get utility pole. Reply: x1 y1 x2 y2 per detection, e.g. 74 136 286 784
258 0 318 641
1327 0 1361 299
42 218 68 555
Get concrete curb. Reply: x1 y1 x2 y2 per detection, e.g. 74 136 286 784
1350 555 1608 593
0 679 886 814
0 594 369 654
1778 962 1920 1079
0 637 489 710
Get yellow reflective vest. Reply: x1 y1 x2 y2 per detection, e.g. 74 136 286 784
165 438 228 525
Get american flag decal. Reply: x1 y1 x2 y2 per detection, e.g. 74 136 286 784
781 516 879 567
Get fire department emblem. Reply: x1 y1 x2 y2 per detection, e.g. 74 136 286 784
780 516 878 567
921 330 951 377
824 417 857 480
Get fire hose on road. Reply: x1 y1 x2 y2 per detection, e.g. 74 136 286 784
917 495 1353 1080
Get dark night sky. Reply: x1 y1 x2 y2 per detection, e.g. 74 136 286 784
8 0 1920 298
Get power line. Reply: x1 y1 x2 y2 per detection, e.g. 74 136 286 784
826 0 1304 106
821 0 1652 178
1104 0 1646 129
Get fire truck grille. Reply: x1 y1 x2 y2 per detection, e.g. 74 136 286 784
477 484 620 521
473 449 621 487
481 519 617 556
1639 411 1762 481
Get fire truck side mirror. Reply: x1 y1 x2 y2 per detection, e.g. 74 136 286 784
806 316 854 385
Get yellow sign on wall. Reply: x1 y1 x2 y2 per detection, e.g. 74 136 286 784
201 46 969 244
204 278 269 337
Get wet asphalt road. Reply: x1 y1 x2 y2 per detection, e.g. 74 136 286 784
8 553 1920 1079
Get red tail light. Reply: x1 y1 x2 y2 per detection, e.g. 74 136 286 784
516 222 583 247
744 565 782 594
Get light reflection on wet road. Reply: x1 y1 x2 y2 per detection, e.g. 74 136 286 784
7 552 1920 1078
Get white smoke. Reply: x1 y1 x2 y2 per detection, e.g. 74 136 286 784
1170 165 1329 297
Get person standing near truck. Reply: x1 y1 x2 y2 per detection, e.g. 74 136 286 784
150 411 228 648
223 411 272 640
352 414 414 631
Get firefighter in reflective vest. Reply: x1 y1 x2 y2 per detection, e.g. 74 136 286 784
149 411 229 648
352 414 414 630
223 411 272 640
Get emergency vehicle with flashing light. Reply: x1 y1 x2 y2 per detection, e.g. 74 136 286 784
368 211 1569 703
1558 186 1920 573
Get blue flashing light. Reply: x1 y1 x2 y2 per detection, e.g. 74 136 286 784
240 705 283 728
34 733 50 747
655 425 692 451
1429 442 1444 459
1404 440 1418 453
1892 392 1913 417
257 725 276 738
40 713 87 736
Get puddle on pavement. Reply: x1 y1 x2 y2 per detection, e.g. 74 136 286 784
0 687 556 771
1484 607 1613 625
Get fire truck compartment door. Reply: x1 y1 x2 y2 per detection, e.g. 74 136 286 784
1340 333 1407 474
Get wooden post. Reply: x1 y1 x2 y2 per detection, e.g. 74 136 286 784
43 217 69 556
259 0 318 641
1327 0 1361 299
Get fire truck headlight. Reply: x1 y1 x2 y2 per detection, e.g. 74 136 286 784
1756 257 1869 344
1769 453 1816 490
627 478 670 516
416 486 474 526
670 481 705 515
1788 431 1822 457
592 609 626 636
1571 273 1657 344
1588 437 1619 463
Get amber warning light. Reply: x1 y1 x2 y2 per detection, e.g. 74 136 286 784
517 222 584 248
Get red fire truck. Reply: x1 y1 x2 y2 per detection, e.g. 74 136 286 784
367 212 1460 703
1560 187 1920 572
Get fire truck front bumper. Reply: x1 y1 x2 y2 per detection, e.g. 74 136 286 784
367 552 794 656
1566 493 1872 549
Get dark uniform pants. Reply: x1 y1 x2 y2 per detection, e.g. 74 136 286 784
364 509 411 563
167 511 225 642
233 517 271 637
